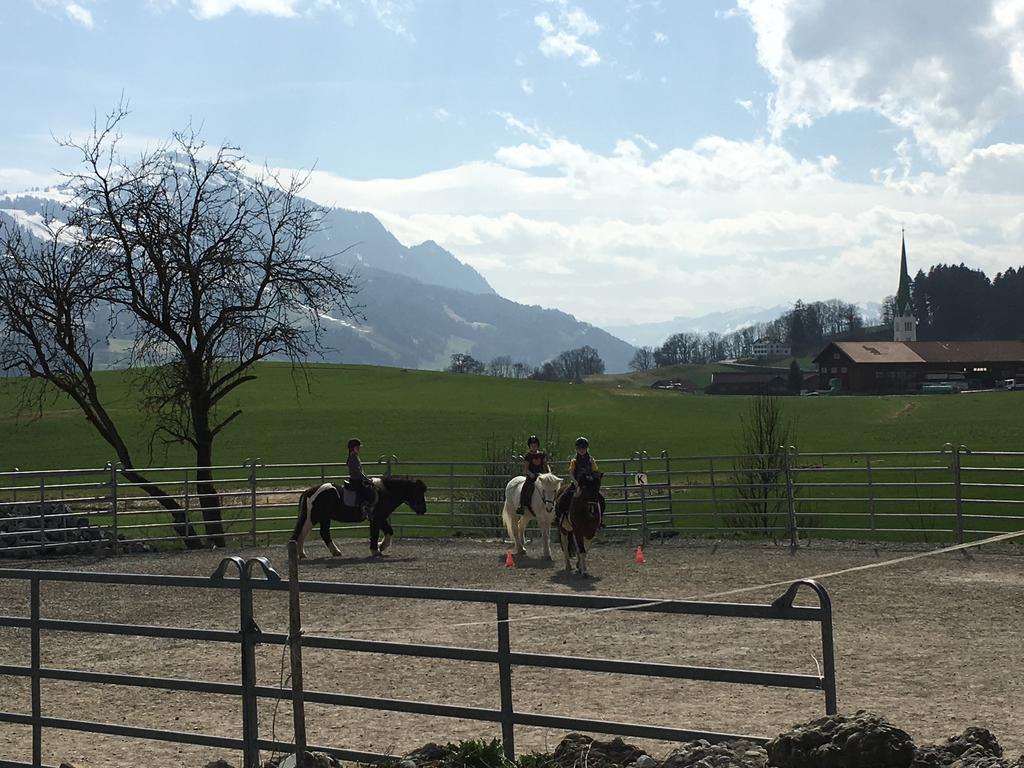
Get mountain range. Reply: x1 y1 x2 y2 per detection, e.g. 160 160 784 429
0 189 635 373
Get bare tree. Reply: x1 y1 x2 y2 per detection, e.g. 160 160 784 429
0 104 359 548
628 346 656 371
728 395 797 538
487 355 513 377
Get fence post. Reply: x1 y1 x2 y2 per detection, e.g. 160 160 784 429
30 575 41 768
634 451 649 546
239 570 261 768
783 446 798 550
868 456 876 536
108 462 120 556
620 460 630 540
708 457 720 536
495 598 516 761
951 444 966 545
287 541 307 767
38 475 46 555
212 557 282 768
247 458 260 547
449 462 456 536
661 451 674 524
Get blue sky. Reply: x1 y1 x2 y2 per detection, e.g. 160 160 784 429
3 0 1024 326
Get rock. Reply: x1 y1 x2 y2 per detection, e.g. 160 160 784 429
911 727 1016 768
663 739 767 768
767 711 915 768
204 761 235 768
635 755 660 768
403 742 448 766
553 733 648 768
398 760 418 768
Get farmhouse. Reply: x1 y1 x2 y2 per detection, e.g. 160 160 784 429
813 340 1024 393
705 371 789 395
752 338 792 359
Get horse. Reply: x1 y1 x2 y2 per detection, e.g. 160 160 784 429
557 472 604 576
501 472 563 559
290 476 428 558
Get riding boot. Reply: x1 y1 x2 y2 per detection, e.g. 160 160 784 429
361 503 372 521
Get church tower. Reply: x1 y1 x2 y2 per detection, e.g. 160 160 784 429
893 231 917 342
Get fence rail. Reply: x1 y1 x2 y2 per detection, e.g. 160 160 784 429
2 444 1024 556
0 549 837 767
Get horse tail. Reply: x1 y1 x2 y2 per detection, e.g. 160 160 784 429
291 490 310 541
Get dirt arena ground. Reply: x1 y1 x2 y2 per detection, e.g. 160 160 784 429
1 535 1022 768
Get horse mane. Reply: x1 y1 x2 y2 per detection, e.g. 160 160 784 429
380 475 428 493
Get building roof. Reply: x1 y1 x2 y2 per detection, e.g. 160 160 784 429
817 342 925 364
908 341 1024 363
815 340 1024 365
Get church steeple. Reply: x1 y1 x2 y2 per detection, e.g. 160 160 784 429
893 230 917 342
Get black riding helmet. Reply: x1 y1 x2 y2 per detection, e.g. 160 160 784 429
575 436 589 449
527 434 540 446
347 438 361 451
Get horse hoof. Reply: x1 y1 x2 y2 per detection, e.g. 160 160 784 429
370 550 382 557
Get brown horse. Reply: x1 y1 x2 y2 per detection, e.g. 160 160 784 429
558 472 604 575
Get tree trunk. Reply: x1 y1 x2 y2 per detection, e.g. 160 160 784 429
195 441 227 548
119 466 204 549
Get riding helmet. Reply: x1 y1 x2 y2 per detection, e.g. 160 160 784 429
527 434 540 446
347 438 362 451
575 436 589 448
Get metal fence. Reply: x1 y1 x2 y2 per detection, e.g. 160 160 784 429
0 550 837 768
1 444 1023 556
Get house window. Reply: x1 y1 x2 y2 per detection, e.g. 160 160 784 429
875 371 884 378
904 322 911 331
830 367 838 374
841 367 847 373
833 353 840 360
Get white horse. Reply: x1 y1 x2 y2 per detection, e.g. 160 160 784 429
502 472 563 559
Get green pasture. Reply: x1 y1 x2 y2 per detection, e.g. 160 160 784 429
3 361 1024 472
3 362 1024 549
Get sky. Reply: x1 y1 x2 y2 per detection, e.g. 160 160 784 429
2 0 1024 328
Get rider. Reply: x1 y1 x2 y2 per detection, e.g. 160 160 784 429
346 438 377 520
517 434 550 515
558 436 606 527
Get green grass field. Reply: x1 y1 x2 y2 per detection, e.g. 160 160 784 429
3 361 1024 472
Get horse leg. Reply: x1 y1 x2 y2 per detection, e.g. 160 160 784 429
538 510 552 560
577 534 587 576
369 519 382 556
559 529 572 572
379 518 394 553
515 510 533 556
321 518 342 557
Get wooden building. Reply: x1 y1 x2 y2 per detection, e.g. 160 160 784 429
813 341 1024 393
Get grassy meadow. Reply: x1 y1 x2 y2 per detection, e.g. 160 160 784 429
2 361 1023 472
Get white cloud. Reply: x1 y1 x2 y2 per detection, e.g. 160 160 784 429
184 0 413 33
520 78 534 95
261 128 1024 326
737 0 1024 165
190 0 301 18
736 99 754 113
363 0 415 40
653 31 668 43
65 2 93 27
535 6 601 67
433 107 451 121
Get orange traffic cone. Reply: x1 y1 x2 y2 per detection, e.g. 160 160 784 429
505 551 516 568
635 545 646 564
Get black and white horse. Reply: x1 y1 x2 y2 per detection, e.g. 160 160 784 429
290 476 428 558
